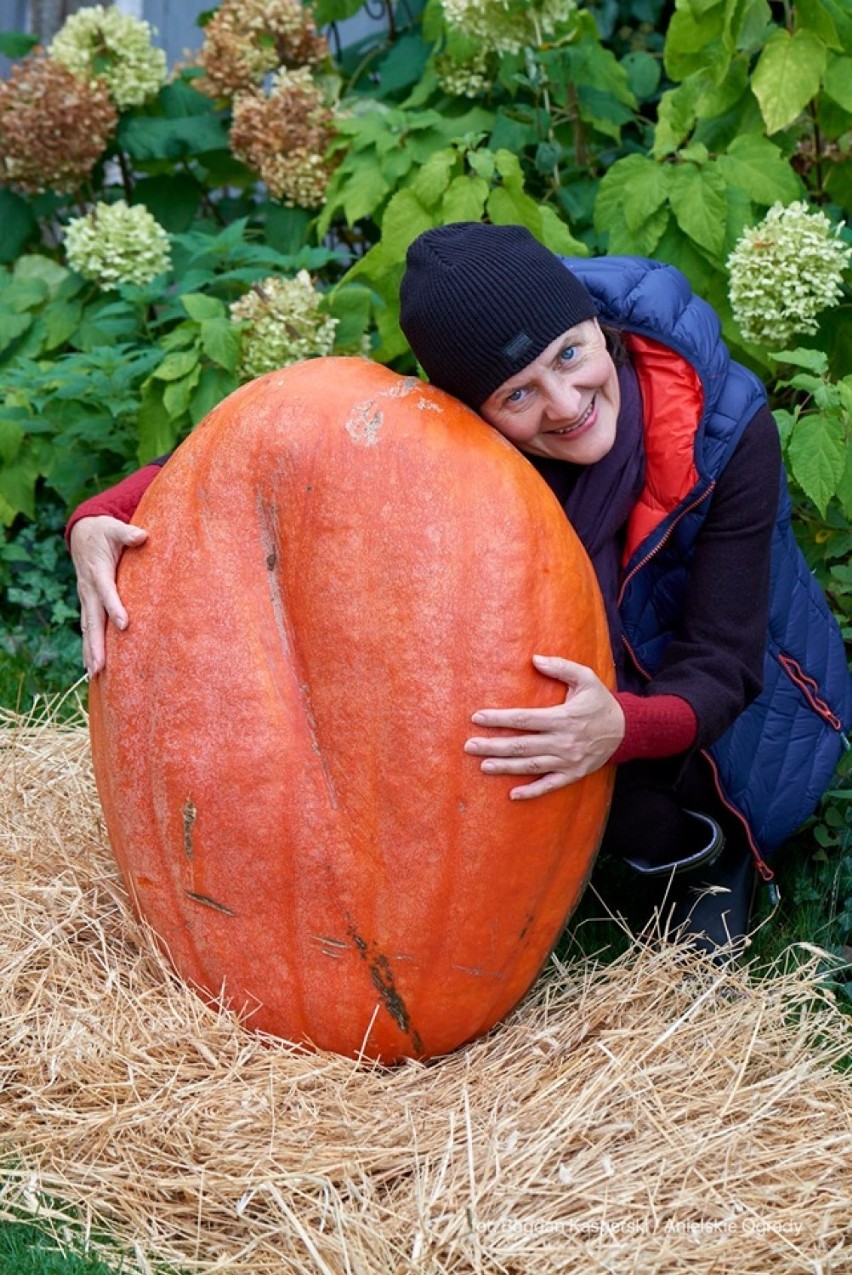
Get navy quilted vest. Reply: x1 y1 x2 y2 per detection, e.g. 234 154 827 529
568 256 852 857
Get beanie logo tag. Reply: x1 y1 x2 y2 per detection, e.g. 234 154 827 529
502 331 534 362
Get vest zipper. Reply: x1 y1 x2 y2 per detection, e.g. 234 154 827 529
618 482 715 606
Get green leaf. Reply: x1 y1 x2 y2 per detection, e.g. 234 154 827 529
42 300 84 352
153 350 200 382
751 28 827 133
595 159 671 254
190 366 239 425
181 293 226 322
620 157 670 232
823 53 852 110
313 0 363 22
665 8 729 81
787 409 846 515
13 255 69 295
769 347 830 373
654 82 699 158
409 149 458 209
327 282 373 353
439 175 489 224
0 190 38 264
487 185 543 236
0 31 38 58
621 51 661 102
668 163 728 257
117 113 229 161
539 207 588 257
163 369 200 420
716 134 803 204
343 162 392 226
795 0 843 50
133 175 201 233
772 407 797 450
137 387 178 463
0 417 24 465
200 318 242 373
372 189 434 261
157 79 218 118
0 311 33 356
723 0 772 50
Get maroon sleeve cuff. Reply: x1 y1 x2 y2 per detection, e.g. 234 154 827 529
611 692 698 764
65 464 162 546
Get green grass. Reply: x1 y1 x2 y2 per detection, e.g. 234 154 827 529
0 1220 127 1274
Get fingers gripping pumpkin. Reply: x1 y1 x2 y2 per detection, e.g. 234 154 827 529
89 358 614 1061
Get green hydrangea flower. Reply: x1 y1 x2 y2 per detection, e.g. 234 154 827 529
727 202 851 347
50 4 167 109
229 274 338 379
65 201 172 289
441 0 575 55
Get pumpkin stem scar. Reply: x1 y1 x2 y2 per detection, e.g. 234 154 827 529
346 919 423 1055
182 800 197 860
186 891 236 916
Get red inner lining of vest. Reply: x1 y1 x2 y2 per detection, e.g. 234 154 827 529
623 333 704 564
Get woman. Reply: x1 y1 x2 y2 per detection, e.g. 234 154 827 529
68 222 852 956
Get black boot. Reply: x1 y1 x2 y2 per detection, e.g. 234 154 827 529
623 810 757 960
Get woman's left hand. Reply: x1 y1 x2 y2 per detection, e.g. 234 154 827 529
464 655 624 800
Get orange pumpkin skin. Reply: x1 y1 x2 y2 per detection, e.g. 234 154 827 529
89 358 614 1061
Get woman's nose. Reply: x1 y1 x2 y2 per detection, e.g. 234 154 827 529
543 377 582 422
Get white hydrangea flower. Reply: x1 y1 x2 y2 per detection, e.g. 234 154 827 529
727 201 851 347
229 273 338 379
50 4 167 109
441 0 575 55
65 201 172 288
436 50 492 97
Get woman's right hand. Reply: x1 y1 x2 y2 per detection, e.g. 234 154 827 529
69 516 148 675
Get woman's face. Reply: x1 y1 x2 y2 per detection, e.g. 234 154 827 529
479 319 620 465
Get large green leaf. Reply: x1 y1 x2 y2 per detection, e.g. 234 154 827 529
117 113 229 161
823 53 852 110
751 28 827 133
667 163 728 258
134 175 202 232
795 0 843 50
0 190 38 264
716 134 803 205
787 409 846 516
439 174 489 224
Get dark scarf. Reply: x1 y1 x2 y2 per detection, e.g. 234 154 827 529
528 360 646 677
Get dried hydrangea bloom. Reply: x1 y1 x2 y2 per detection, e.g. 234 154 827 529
65 201 172 289
50 4 167 110
727 201 851 347
230 67 336 207
197 0 328 99
441 0 576 55
0 52 117 194
229 272 338 379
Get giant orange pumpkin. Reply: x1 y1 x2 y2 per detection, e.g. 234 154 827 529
89 357 614 1062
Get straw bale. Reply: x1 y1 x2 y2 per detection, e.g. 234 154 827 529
1 706 850 1274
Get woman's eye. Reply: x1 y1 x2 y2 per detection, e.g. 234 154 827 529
506 387 527 405
559 345 577 364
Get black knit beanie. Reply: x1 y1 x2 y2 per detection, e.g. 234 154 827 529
399 222 597 409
